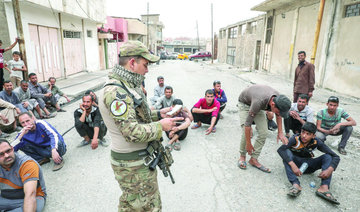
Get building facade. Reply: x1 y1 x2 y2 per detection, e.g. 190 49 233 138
0 0 106 82
97 16 147 70
141 14 164 55
218 15 265 70
252 0 360 98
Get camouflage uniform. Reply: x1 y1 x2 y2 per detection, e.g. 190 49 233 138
99 41 162 212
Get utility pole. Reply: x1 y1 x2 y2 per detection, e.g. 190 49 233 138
146 2 150 50
12 0 28 79
196 21 200 52
211 3 214 64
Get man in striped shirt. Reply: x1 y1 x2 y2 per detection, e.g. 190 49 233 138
13 112 67 171
316 96 356 155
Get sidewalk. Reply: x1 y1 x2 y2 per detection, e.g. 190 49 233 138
49 69 111 105
204 61 360 149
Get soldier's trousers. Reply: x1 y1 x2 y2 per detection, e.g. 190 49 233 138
111 157 161 212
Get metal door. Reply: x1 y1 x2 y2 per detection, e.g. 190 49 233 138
63 31 83 75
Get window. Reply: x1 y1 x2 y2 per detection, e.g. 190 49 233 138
249 21 257 34
345 3 360 17
87 30 92 38
226 47 236 65
228 27 238 39
63 30 81 38
241 24 246 35
265 16 273 44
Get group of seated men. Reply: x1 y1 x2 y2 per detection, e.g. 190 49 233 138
0 73 70 138
0 88 108 211
149 77 228 150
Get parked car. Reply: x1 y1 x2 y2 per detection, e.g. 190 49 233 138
177 53 189 60
160 52 177 60
189 51 212 61
168 52 178 60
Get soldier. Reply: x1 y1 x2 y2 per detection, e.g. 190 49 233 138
99 40 182 211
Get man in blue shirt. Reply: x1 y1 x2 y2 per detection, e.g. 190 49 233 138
13 112 66 171
212 80 227 119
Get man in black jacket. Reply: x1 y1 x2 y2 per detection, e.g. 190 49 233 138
277 122 340 204
74 95 108 149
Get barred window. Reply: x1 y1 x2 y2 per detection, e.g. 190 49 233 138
87 30 92 38
63 30 81 38
228 27 238 39
345 3 360 17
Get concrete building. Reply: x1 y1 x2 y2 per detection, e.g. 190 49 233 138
218 15 265 70
163 43 205 54
0 0 106 82
141 14 164 54
252 0 360 98
97 16 147 70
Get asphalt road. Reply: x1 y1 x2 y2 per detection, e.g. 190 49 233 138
40 60 359 211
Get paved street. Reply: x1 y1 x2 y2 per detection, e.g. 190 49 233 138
38 60 359 211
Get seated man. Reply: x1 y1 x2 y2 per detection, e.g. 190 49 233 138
13 112 66 171
28 73 63 116
150 76 166 105
316 96 356 155
212 80 227 117
191 89 220 135
153 86 176 110
74 95 108 148
160 99 192 151
284 94 314 138
277 122 340 205
0 139 46 211
0 81 29 114
0 98 19 137
45 77 71 103
13 80 45 118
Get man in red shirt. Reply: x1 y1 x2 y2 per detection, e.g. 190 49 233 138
191 89 220 135
0 38 19 91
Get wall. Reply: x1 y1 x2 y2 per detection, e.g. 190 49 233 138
83 19 100 71
322 0 360 97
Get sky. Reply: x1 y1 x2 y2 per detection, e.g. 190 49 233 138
106 0 265 39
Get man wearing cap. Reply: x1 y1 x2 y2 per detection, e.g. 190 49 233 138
316 96 356 155
99 40 182 211
237 84 291 173
277 122 340 204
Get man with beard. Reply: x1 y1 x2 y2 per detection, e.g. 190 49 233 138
74 95 108 149
293 51 315 102
284 94 314 138
13 112 66 171
0 139 47 211
153 86 176 110
150 76 167 105
28 73 63 117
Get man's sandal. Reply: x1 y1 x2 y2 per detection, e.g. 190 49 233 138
287 186 301 197
251 164 271 173
237 160 247 169
316 191 340 205
173 142 181 151
191 124 201 129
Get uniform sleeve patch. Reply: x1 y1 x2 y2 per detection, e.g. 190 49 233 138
110 100 128 116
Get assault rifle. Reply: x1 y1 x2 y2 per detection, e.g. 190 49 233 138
142 138 175 184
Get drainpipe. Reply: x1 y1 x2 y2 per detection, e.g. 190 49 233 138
58 13 67 78
287 8 299 79
12 0 28 79
104 39 109 69
81 19 87 71
310 0 325 64
319 0 338 87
